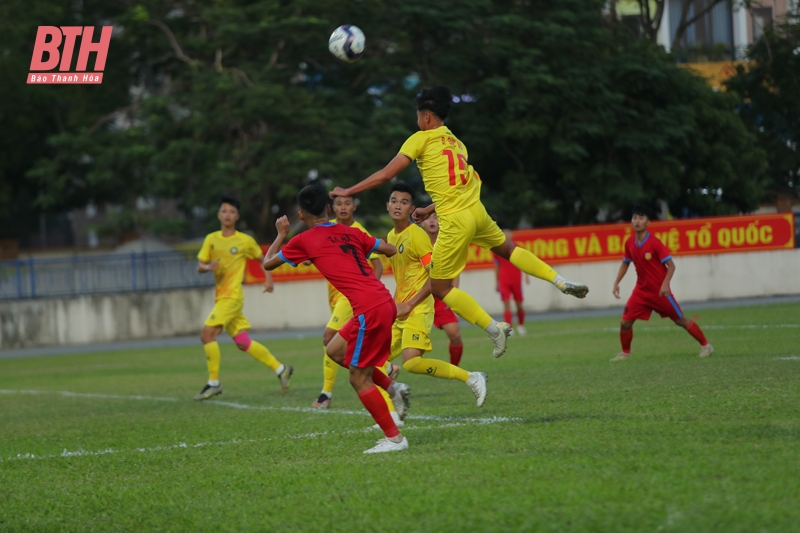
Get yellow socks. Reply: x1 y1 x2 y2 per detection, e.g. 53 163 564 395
323 353 339 394
442 287 493 329
203 341 221 381
509 247 557 282
403 356 470 383
246 341 281 371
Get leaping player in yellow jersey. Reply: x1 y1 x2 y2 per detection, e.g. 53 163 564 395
194 196 293 401
331 86 589 358
310 194 387 409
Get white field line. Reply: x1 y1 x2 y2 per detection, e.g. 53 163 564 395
774 356 800 360
529 323 800 336
0 389 522 425
0 418 516 464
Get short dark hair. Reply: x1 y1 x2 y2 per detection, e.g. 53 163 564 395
415 86 452 120
220 196 241 211
631 205 651 219
389 182 415 203
297 184 331 217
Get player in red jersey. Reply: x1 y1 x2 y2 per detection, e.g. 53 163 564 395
611 206 714 361
263 184 410 454
419 213 464 366
493 229 530 336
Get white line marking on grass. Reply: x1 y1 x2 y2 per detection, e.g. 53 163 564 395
0 389 519 424
595 324 800 333
0 418 517 463
774 356 800 360
0 389 179 402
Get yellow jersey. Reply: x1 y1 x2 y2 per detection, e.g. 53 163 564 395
387 223 434 316
198 231 262 301
398 125 481 216
327 220 378 307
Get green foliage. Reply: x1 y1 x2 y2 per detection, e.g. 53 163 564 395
3 0 768 242
1 303 800 531
725 12 800 201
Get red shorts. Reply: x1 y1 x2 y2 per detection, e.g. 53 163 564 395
433 297 458 329
498 280 523 302
338 300 397 368
623 289 684 322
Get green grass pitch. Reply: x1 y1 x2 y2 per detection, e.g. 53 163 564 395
1 303 799 532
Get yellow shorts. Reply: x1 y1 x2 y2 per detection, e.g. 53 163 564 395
390 311 434 361
204 298 251 337
432 201 506 280
326 298 354 331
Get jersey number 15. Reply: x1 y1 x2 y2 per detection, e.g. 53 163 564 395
442 149 468 186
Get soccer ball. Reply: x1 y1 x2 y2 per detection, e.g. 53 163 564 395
328 25 365 63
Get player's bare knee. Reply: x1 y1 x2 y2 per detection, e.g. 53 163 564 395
620 320 634 330
200 328 216 344
431 280 452 300
322 328 336 346
235 342 248 351
491 240 515 260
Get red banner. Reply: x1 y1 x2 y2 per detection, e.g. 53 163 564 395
244 213 795 284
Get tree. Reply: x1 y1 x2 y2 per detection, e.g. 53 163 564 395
18 0 767 241
394 0 766 225
26 0 419 241
0 0 132 243
725 10 800 204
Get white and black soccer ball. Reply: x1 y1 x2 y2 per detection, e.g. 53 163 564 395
328 25 365 63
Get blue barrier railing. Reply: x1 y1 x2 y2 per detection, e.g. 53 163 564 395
0 251 215 300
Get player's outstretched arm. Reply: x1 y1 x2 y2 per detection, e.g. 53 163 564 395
330 154 411 198
263 216 291 272
612 261 630 299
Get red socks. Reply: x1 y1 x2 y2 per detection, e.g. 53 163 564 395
620 329 633 354
686 321 709 346
449 343 464 367
371 368 393 391
503 309 526 326
358 386 399 438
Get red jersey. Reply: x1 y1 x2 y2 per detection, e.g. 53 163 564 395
278 222 393 315
493 253 522 285
623 232 673 294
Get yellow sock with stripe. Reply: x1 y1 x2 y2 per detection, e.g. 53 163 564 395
402 356 470 383
442 287 493 329
375 364 396 413
323 353 339 395
246 341 281 371
203 341 221 381
509 247 557 282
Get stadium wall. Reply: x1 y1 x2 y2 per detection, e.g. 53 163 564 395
1 249 798 349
